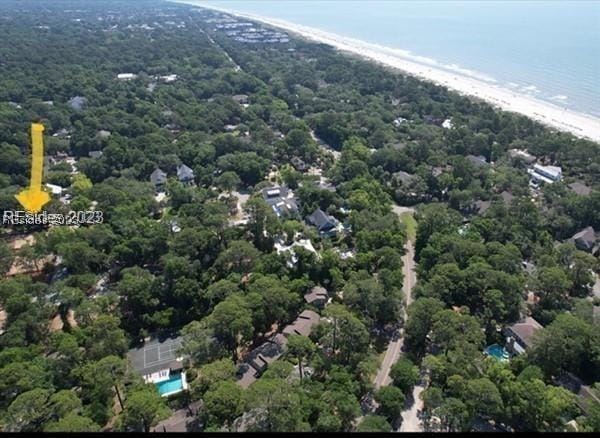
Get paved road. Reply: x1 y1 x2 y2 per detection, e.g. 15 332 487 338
400 383 425 432
373 240 416 389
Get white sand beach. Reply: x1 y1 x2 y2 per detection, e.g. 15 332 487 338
176 1 600 144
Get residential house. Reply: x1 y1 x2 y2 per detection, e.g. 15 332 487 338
473 200 491 215
500 191 514 204
571 226 597 253
68 96 87 112
504 317 543 354
290 156 308 172
261 186 299 218
282 310 321 338
528 164 562 184
508 149 536 164
236 334 288 388
117 73 137 80
177 164 195 186
441 118 453 129
45 183 63 197
126 335 188 397
568 182 592 196
232 94 249 105
392 171 415 186
88 150 103 159
151 401 202 432
306 208 340 237
150 168 168 192
467 154 489 168
423 115 443 126
304 286 328 308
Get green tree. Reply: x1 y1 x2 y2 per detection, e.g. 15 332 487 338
119 386 170 432
203 380 243 430
375 386 405 422
44 413 101 432
286 335 316 381
356 415 391 432
390 358 420 394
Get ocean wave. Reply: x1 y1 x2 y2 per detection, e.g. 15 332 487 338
550 94 568 101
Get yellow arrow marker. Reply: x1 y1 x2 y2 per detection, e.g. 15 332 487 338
15 123 51 213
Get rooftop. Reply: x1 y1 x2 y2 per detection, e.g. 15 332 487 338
127 335 184 377
568 182 592 196
282 310 320 338
507 317 543 349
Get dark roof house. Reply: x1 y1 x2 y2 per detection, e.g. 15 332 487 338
467 154 489 167
568 182 592 196
177 164 195 184
571 226 597 253
306 208 340 236
304 286 328 307
151 168 168 190
282 310 320 337
68 96 87 112
290 156 308 172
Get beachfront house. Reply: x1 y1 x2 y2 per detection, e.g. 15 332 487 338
504 317 543 355
127 335 188 397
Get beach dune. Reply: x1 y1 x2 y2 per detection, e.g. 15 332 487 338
177 0 600 144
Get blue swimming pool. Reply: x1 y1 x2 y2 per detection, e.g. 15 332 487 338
156 373 184 396
484 344 510 362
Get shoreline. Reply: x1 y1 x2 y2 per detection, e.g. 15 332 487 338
175 0 600 144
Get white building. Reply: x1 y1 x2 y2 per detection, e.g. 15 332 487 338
527 164 562 184
117 73 137 80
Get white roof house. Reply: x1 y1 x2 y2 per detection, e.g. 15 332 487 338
528 164 562 184
45 183 63 196
117 73 137 80
442 118 454 129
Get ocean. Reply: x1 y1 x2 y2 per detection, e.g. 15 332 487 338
192 0 600 117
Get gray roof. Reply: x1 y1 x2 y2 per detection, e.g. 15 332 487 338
467 155 489 167
500 191 514 204
282 310 320 337
572 226 596 251
506 317 543 349
150 168 167 186
393 171 415 184
261 186 299 217
304 286 328 304
307 208 339 232
68 96 87 111
232 94 249 103
568 182 592 196
474 200 491 215
151 401 202 432
88 150 103 159
127 335 184 377
246 333 287 373
177 164 195 182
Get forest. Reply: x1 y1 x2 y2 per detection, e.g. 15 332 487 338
0 0 598 433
